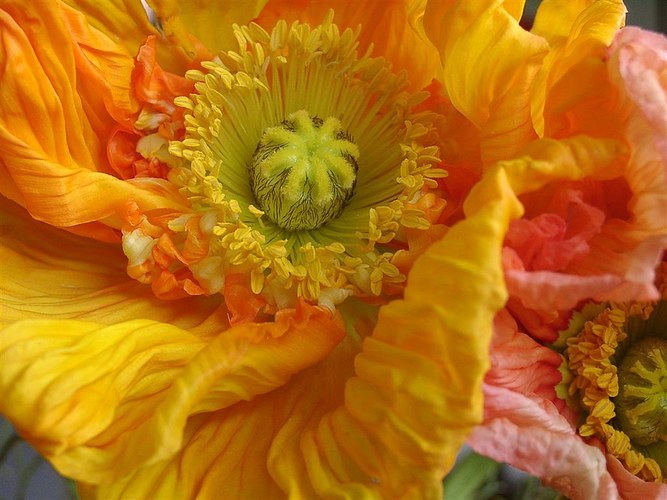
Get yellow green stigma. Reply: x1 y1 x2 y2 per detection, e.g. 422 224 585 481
250 110 359 231
616 337 667 446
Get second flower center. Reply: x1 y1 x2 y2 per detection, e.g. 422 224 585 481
615 336 667 446
249 110 359 231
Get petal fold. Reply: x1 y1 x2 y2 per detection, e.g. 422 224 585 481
0 305 344 485
266 165 521 498
424 0 549 163
85 163 521 499
469 384 619 500
500 135 667 309
257 0 443 90
0 318 205 483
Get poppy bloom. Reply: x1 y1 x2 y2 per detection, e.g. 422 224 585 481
0 1 516 497
465 7 667 499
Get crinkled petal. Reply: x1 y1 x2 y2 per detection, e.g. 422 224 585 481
487 310 563 403
0 196 226 333
0 305 343 485
469 384 619 500
264 161 521 498
257 0 443 90
0 1 184 233
531 0 599 43
0 318 205 483
531 0 626 137
609 27 667 175
424 0 549 163
606 454 667 499
61 0 159 59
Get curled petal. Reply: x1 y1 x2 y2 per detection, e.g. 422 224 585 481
0 318 206 483
501 136 667 309
606 454 667 499
88 163 521 498
424 0 549 163
0 2 185 233
469 385 619 500
487 310 563 404
609 27 667 175
0 305 343 485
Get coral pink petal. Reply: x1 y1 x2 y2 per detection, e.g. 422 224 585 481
487 311 563 403
469 385 618 500
610 27 667 169
505 254 662 311
606 454 667 499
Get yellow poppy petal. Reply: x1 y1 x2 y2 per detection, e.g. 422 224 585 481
80 167 521 498
0 318 205 483
145 0 268 57
0 196 226 334
423 0 549 163
532 0 623 45
257 0 443 90
531 0 626 136
501 135 627 194
0 306 343 485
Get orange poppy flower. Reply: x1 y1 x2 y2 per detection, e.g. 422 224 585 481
0 1 516 497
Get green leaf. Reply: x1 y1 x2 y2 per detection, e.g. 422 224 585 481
444 450 503 500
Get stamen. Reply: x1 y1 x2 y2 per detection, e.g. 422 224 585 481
563 300 667 483
155 12 448 309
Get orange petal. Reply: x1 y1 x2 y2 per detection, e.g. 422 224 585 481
0 2 186 234
424 0 549 163
62 0 192 73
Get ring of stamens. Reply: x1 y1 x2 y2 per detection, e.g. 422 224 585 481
166 12 447 308
563 296 667 483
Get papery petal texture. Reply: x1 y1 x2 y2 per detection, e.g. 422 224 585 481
0 304 344 485
469 385 619 500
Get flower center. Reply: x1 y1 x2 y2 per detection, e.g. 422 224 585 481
249 110 359 231
561 296 667 483
121 11 448 313
616 337 667 446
